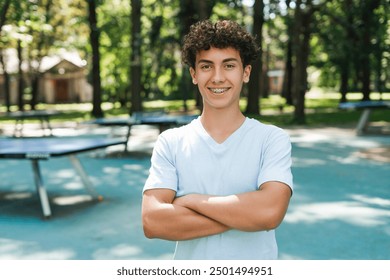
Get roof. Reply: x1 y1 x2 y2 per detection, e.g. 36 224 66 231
0 49 87 74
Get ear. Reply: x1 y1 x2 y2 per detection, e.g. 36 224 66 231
190 67 198 84
243 65 252 83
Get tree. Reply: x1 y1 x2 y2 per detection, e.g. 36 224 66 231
0 0 11 30
291 0 319 124
130 0 142 114
245 0 264 115
359 0 381 101
315 0 356 103
28 0 54 110
0 0 12 111
87 0 104 118
178 0 215 111
281 0 294 106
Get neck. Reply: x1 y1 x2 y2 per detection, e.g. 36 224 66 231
200 107 246 143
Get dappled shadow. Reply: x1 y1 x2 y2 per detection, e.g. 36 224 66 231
286 196 390 227
277 127 390 259
0 126 389 260
0 153 175 260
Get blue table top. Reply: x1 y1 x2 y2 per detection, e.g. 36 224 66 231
89 114 199 126
4 110 61 119
339 100 390 109
0 137 126 159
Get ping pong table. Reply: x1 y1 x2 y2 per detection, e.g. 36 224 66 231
0 137 127 218
339 100 390 135
3 110 61 137
88 113 198 150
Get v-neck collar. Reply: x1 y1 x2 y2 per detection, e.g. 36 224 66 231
194 117 249 148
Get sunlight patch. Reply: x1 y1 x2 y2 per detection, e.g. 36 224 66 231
350 194 390 207
290 133 331 143
292 158 326 167
103 167 122 174
328 154 360 164
0 238 74 260
63 181 83 190
93 244 142 259
355 147 390 163
285 201 390 227
4 192 32 200
52 195 92 206
124 164 145 171
52 169 75 179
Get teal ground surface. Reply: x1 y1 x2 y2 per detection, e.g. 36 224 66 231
0 125 389 260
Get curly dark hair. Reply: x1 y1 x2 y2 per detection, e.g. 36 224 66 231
181 19 260 69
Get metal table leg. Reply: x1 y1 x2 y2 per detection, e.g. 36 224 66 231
124 124 132 151
31 159 52 218
356 108 371 135
13 119 24 137
40 116 53 136
68 155 102 200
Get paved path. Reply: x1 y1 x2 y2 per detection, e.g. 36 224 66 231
0 123 389 259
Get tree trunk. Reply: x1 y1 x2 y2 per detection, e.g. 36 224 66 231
192 0 214 111
178 0 198 111
130 0 143 114
339 67 349 103
87 0 104 118
0 49 11 112
245 0 264 115
339 0 354 103
359 0 381 101
282 39 293 105
178 0 215 112
17 40 24 111
30 76 39 110
0 0 11 30
281 0 293 106
360 27 371 101
30 0 52 110
291 0 313 124
0 0 11 111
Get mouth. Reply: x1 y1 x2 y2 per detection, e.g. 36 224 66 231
208 87 230 95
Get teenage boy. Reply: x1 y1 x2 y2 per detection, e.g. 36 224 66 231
142 19 293 260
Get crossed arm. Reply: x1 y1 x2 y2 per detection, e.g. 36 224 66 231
141 181 292 241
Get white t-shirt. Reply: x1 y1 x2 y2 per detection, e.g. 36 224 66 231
143 117 293 259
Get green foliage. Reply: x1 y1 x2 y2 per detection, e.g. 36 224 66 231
0 0 389 116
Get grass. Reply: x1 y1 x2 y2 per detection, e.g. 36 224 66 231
0 91 389 128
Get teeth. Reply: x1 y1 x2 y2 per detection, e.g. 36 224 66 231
210 88 227 94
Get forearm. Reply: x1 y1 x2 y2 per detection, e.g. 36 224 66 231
175 183 291 232
142 191 229 241
176 193 263 231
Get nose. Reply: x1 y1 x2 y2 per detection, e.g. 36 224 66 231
211 67 225 84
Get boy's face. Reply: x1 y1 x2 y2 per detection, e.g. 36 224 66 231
190 47 251 111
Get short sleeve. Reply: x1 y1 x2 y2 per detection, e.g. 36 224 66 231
257 128 293 193
143 132 178 193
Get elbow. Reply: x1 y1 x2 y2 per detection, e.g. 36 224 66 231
142 212 159 239
261 210 286 231
262 219 282 231
142 211 174 240
247 211 286 232
143 225 155 239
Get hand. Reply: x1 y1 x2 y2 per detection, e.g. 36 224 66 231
172 194 193 207
173 193 207 209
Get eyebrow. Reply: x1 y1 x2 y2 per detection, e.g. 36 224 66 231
197 58 240 65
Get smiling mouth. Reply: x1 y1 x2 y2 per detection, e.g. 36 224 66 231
209 88 229 94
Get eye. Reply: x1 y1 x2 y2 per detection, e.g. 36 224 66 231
200 64 212 71
224 63 236 70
